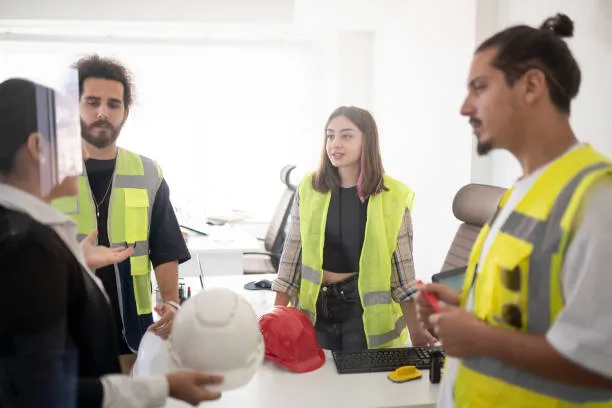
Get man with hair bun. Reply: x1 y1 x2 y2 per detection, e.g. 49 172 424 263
416 13 612 407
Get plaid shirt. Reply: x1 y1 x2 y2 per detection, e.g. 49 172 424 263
271 193 419 302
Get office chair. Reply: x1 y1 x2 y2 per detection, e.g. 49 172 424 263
438 183 506 273
242 164 297 274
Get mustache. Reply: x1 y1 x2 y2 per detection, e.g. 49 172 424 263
89 119 114 129
469 117 482 127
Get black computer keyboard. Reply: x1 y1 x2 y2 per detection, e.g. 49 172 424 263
332 346 445 374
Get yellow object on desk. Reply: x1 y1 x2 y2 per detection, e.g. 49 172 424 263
387 365 422 383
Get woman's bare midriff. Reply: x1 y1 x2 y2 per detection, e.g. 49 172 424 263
323 270 357 284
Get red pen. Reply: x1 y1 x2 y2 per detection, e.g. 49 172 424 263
417 280 440 312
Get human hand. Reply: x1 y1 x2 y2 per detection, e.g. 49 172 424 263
148 303 177 340
81 230 133 270
415 283 460 331
166 371 223 405
429 301 487 358
409 326 438 346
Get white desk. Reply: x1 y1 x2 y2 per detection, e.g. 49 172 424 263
171 274 440 408
179 227 262 279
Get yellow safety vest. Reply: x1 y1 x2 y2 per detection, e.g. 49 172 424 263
52 148 162 316
455 144 612 407
298 172 416 349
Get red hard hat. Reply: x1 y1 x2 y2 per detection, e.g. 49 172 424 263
258 306 325 373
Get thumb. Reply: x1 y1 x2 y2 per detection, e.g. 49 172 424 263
83 229 98 244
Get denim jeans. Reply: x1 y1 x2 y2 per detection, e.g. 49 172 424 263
314 274 368 352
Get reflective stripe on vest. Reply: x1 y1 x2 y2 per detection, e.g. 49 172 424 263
456 145 612 407
298 173 414 349
52 148 162 316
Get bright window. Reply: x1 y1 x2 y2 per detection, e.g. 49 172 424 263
0 39 316 222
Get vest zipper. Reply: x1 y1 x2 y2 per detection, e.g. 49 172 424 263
105 150 135 353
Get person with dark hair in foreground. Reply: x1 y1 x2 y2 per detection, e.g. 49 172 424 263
0 77 223 407
416 13 612 408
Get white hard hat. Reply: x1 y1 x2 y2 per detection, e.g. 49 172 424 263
168 287 264 391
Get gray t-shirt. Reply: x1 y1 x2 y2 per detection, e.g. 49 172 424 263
546 178 612 378
439 154 612 406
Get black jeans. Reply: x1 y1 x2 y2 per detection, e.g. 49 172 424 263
314 274 368 352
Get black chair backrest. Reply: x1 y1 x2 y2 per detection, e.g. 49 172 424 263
280 164 297 191
264 165 297 269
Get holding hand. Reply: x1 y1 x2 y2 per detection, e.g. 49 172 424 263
415 283 460 331
148 303 177 340
409 326 438 346
166 371 223 405
429 302 488 358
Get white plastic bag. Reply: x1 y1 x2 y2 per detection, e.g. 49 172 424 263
132 331 173 376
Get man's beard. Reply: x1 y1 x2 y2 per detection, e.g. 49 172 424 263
470 116 491 156
81 119 122 149
476 140 493 156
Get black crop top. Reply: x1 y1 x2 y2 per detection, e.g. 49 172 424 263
322 186 368 273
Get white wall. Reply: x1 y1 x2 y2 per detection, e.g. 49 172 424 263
372 1 477 280
484 0 612 187
337 31 374 110
469 0 499 186
0 0 294 23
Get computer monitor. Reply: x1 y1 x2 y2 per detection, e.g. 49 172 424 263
431 266 467 292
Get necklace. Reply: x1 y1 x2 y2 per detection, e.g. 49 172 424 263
93 177 113 218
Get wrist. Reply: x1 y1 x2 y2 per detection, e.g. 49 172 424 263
474 320 497 356
274 292 291 306
165 373 177 399
160 293 180 304
164 300 181 311
408 326 425 337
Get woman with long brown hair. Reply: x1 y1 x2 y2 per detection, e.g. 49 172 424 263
272 106 435 351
